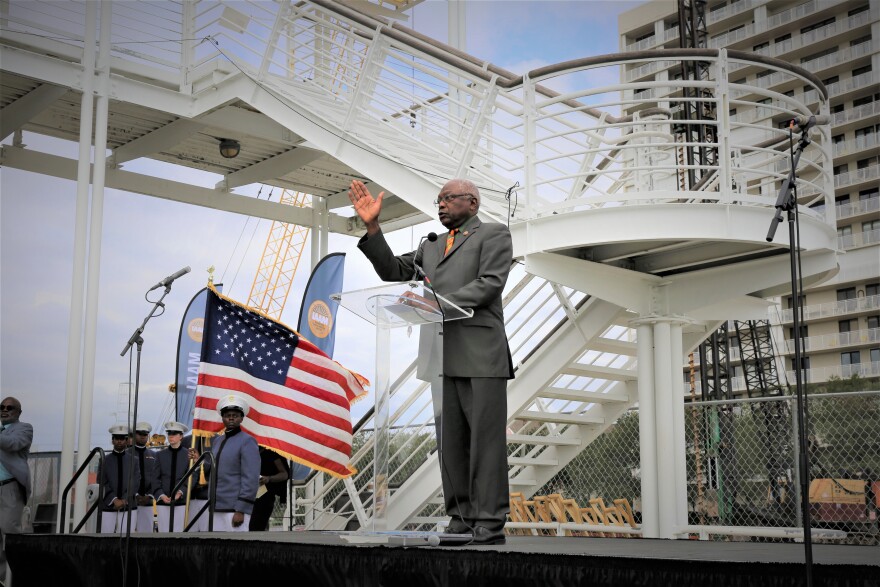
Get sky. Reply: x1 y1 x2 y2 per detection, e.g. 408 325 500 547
0 0 641 452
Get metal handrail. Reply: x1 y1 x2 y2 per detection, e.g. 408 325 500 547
59 446 105 534
169 450 217 532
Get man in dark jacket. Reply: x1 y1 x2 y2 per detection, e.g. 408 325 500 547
1 397 32 584
100 424 140 534
350 178 513 545
132 421 159 533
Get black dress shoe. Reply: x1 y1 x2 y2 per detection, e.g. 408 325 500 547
444 518 472 534
472 526 506 545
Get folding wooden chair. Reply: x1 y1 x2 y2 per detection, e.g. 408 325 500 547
508 492 539 536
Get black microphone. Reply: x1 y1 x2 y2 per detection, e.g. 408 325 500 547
411 232 439 281
148 266 191 291
791 114 830 130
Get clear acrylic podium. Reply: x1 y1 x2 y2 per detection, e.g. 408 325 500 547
333 281 472 532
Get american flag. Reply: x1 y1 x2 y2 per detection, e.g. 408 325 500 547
192 288 367 478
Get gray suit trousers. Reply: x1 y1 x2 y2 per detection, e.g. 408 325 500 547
440 376 510 531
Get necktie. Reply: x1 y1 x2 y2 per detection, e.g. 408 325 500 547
444 228 459 256
138 449 146 494
116 452 124 505
170 448 178 501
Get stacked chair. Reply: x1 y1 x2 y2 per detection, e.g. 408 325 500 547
507 492 640 537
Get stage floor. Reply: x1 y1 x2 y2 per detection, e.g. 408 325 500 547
8 531 878 587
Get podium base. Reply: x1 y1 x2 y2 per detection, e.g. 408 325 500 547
337 530 472 546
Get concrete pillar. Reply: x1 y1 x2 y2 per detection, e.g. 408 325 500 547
74 0 113 525
652 320 676 538
59 0 97 532
636 323 658 537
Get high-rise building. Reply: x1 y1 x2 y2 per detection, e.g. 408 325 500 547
619 0 879 391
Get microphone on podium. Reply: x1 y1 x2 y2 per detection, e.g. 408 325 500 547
411 232 439 281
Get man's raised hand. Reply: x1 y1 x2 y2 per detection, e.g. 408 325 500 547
348 179 384 233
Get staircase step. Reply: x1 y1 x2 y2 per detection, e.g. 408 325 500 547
508 477 537 486
540 387 630 404
508 455 558 467
516 410 604 426
591 337 638 356
506 434 581 446
561 363 636 381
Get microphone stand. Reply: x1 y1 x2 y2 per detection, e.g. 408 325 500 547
118 284 175 586
766 124 814 587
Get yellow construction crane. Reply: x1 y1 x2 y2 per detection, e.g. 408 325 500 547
247 189 311 319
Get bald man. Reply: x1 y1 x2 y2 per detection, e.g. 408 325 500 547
1 397 33 583
350 178 514 545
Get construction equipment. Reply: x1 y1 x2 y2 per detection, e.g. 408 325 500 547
246 190 311 319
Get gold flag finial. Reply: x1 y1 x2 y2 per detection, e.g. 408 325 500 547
207 265 215 285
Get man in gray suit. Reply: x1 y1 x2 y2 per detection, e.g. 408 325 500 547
349 178 514 545
1 397 32 584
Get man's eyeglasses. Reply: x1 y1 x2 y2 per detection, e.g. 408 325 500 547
0 405 19 411
433 193 474 206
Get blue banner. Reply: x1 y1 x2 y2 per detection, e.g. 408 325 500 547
296 253 345 358
175 284 221 426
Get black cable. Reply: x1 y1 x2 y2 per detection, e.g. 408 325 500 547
505 182 519 227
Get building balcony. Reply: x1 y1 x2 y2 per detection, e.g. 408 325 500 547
800 41 875 78
832 134 880 158
797 361 880 384
625 33 659 53
752 69 798 90
709 23 758 49
766 0 825 30
684 361 880 395
708 0 769 26
625 60 678 83
831 101 880 128
782 327 880 354
836 197 880 222
835 165 880 191
839 228 880 251
766 9 873 64
771 294 880 324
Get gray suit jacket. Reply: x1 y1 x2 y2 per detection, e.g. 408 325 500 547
358 217 514 380
0 420 33 497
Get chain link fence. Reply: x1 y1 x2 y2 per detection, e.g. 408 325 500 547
533 388 879 545
686 389 879 544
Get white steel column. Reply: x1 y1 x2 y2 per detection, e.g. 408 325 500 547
58 0 97 531
309 197 329 266
670 322 688 537
635 322 659 538
652 320 676 538
319 197 329 259
74 0 112 524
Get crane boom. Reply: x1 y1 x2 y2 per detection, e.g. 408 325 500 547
247 189 312 320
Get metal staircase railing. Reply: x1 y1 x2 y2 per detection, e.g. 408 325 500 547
291 263 640 531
